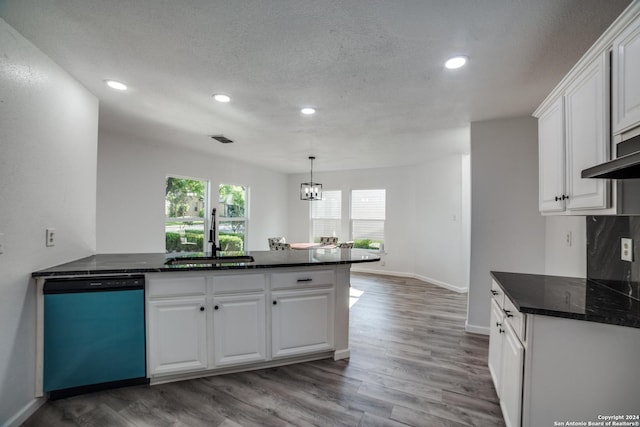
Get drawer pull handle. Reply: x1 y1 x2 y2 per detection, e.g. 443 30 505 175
490 290 499 296
503 309 513 318
297 278 313 282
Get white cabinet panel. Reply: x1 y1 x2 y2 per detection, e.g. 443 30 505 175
500 323 524 427
488 299 505 397
538 97 565 213
272 288 334 358
212 294 266 367
148 297 208 376
613 16 640 135
564 54 609 211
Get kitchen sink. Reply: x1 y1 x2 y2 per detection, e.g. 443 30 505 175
165 255 255 265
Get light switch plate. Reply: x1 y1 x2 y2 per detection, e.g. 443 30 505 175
621 238 633 262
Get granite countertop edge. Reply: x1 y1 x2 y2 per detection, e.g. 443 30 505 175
32 250 381 278
490 271 640 329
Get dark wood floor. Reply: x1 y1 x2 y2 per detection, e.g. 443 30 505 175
23 273 504 427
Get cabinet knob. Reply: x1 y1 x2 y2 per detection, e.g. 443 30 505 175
490 290 498 296
200 306 205 312
562 194 569 200
496 322 502 327
499 328 505 334
273 300 278 305
214 305 219 310
555 196 560 201
503 309 513 318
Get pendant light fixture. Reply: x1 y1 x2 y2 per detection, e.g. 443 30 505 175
300 156 323 201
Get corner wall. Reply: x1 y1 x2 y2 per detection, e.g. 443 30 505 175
467 117 545 333
0 18 98 425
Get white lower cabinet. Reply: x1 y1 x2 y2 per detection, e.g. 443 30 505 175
146 268 340 381
212 293 266 367
499 322 524 427
489 281 525 427
148 297 208 376
271 288 335 358
488 299 505 397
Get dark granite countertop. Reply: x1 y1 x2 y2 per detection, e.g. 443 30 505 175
32 249 380 278
491 271 640 329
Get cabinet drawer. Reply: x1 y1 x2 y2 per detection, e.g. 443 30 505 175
212 274 266 294
148 276 206 298
503 296 525 342
491 280 505 309
271 269 334 290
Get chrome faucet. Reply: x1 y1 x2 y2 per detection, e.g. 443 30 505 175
209 208 220 255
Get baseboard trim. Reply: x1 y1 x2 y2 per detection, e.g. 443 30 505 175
2 397 46 427
333 349 350 360
465 321 490 336
351 267 468 294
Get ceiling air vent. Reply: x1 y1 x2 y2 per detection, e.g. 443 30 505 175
210 135 233 144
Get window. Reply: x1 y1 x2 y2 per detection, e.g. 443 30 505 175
218 184 247 251
165 177 208 253
311 190 341 242
351 189 386 250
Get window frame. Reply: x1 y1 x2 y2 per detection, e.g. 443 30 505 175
218 183 249 251
350 188 386 251
164 175 210 254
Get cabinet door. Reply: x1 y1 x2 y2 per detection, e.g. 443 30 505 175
271 288 334 358
500 323 524 427
488 299 505 397
212 294 266 367
613 16 640 135
538 97 566 213
565 53 609 211
148 297 208 376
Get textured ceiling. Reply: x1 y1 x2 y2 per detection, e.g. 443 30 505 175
0 0 632 173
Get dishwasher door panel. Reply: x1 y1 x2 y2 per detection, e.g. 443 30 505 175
43 289 146 393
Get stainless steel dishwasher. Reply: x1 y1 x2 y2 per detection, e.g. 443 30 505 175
43 275 148 399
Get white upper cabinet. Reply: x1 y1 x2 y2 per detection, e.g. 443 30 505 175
536 52 609 214
613 15 640 136
538 98 566 213
564 53 609 211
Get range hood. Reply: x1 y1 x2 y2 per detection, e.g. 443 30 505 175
582 133 640 179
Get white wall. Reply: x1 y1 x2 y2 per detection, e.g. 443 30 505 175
467 117 545 333
0 18 98 426
545 215 587 277
286 155 470 291
97 132 289 253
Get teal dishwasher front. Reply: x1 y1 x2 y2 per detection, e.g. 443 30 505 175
43 275 148 399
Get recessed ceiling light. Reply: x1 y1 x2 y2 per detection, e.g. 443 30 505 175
213 94 231 103
105 80 127 91
301 107 316 115
444 56 468 70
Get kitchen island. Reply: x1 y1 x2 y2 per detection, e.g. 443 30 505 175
32 249 380 397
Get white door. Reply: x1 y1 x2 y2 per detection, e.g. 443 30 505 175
148 297 208 376
488 299 504 397
538 97 566 213
613 16 640 135
500 323 525 427
212 294 267 367
271 288 334 358
565 53 609 211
